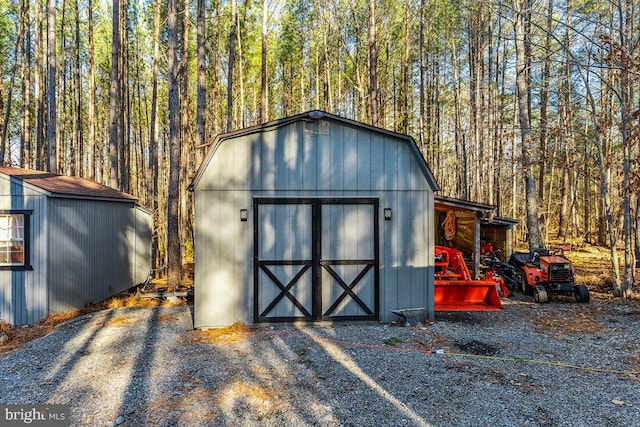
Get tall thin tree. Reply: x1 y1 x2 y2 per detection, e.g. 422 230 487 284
514 0 542 248
196 0 206 161
109 0 122 188
88 0 96 179
226 0 237 130
46 0 57 173
167 0 182 286
368 0 379 125
149 0 161 275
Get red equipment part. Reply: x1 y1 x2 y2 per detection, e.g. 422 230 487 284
434 246 505 311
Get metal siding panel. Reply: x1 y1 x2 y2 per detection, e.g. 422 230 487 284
275 128 289 190
287 124 303 190
343 126 358 190
410 147 430 191
425 193 435 319
11 271 24 325
133 207 152 284
396 191 412 309
370 134 385 191
302 128 317 190
384 137 398 191
250 134 263 190
382 194 399 319
357 131 372 191
0 176 12 200
29 194 47 324
194 190 249 328
48 199 137 316
239 192 253 322
195 190 219 327
407 192 426 311
397 140 412 191
262 131 277 190
0 274 10 324
317 126 331 191
211 140 235 189
235 135 251 190
330 122 344 190
0 189 48 325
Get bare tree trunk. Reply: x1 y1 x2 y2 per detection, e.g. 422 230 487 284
196 0 206 165
418 0 426 150
399 4 410 135
618 0 634 297
634 199 640 268
180 0 193 273
46 0 57 173
59 0 67 175
1 26 20 164
35 0 44 170
150 0 161 276
259 0 268 123
20 0 31 168
74 0 82 176
322 7 332 112
88 0 96 179
167 0 182 287
226 0 237 131
109 0 121 188
368 0 378 126
538 0 553 203
581 59 621 293
237 3 245 128
120 0 129 192
514 0 542 248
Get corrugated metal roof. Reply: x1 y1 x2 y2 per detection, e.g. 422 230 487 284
0 166 138 202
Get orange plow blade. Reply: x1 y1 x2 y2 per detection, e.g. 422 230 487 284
434 279 503 311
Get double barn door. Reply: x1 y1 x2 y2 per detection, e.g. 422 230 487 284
254 198 379 322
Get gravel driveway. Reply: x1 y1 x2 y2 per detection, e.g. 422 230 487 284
0 296 639 427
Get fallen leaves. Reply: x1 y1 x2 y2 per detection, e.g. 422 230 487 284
184 322 251 345
529 306 605 335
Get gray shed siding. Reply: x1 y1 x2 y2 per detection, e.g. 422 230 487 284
0 172 152 326
47 198 151 314
194 117 436 329
0 179 48 325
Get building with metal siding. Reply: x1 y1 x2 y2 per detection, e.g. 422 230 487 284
0 167 151 326
190 111 440 329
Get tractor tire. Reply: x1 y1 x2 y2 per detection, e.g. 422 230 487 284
574 284 590 303
521 274 533 296
533 286 549 303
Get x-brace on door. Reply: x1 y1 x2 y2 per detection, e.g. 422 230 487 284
254 198 379 323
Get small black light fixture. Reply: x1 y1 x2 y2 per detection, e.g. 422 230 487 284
384 208 392 221
240 209 248 222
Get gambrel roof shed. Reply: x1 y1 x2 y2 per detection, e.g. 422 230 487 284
191 111 439 329
0 167 151 325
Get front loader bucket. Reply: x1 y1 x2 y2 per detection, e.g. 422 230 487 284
434 279 503 311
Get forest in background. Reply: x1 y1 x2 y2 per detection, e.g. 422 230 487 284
0 0 637 295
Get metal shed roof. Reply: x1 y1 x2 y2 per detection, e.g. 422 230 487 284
0 166 138 202
435 195 495 212
190 110 440 192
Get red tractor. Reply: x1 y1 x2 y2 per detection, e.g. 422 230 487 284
509 248 589 303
